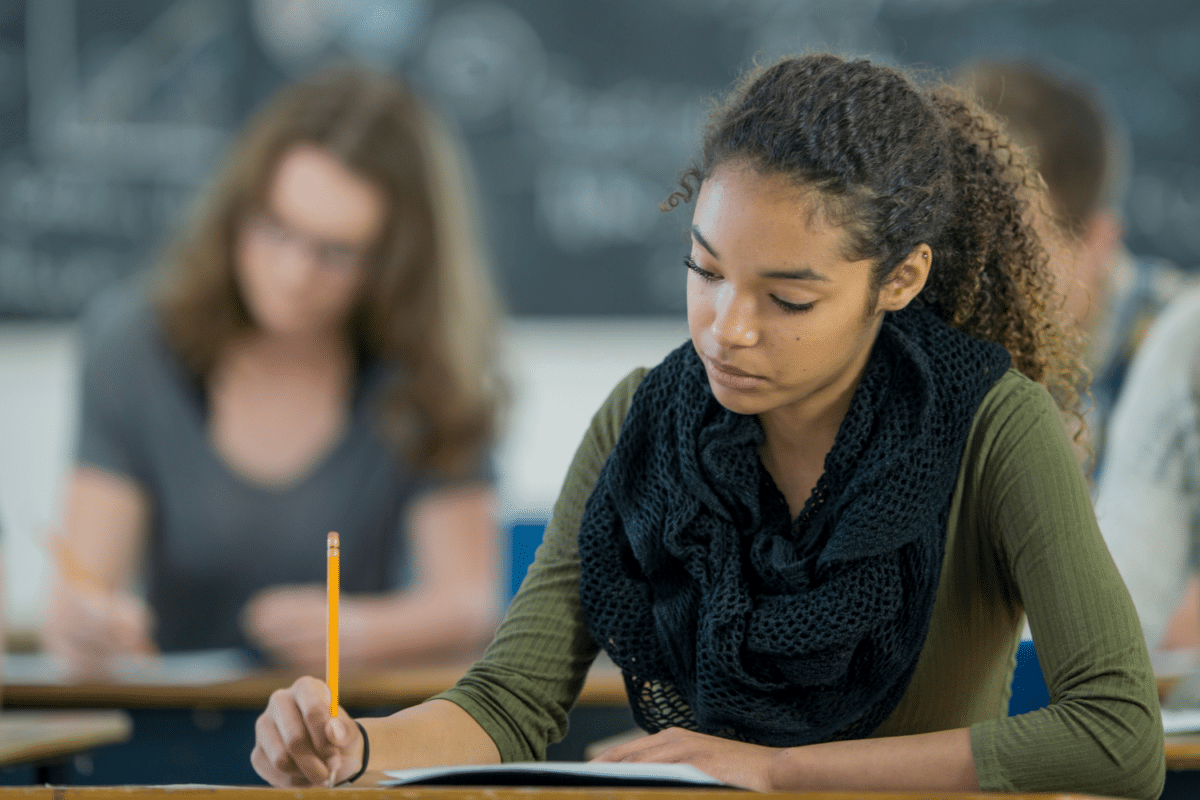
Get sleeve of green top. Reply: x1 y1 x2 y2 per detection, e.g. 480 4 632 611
432 368 647 762
966 376 1165 799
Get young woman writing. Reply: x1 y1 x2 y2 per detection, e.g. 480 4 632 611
250 55 1163 797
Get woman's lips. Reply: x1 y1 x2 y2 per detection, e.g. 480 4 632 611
703 355 766 390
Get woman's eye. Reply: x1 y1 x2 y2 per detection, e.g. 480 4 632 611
684 256 718 282
772 296 815 314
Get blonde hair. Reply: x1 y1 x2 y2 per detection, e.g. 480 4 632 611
157 66 504 477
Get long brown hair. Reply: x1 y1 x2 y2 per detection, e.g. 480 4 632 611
666 55 1086 430
157 66 504 477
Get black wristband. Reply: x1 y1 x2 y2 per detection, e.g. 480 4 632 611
342 721 369 785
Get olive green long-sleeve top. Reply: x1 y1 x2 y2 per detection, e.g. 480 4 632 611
437 369 1165 799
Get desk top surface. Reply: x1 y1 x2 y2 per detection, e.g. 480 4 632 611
7 655 1196 776
0 786 1126 800
1 660 627 710
0 710 132 767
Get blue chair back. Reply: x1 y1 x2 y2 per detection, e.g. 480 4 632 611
1008 639 1050 715
506 520 548 603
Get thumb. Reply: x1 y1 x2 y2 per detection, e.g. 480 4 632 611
327 716 348 747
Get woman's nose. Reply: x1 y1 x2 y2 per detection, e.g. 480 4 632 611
711 284 758 347
274 236 323 284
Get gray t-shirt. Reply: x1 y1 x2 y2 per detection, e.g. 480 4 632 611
76 285 491 652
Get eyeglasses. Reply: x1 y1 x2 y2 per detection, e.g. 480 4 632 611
245 211 368 274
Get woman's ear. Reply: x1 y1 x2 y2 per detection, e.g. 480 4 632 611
877 243 932 312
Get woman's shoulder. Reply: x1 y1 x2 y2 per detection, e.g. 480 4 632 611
589 367 652 447
954 369 1073 494
956 368 1087 516
76 278 191 410
971 368 1059 435
608 366 652 406
79 278 162 365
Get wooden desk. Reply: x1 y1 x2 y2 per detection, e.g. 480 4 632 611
1 660 631 784
1166 733 1200 770
0 711 131 767
1 664 626 710
0 786 1125 800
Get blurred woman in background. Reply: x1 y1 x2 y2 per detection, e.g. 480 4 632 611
41 66 505 677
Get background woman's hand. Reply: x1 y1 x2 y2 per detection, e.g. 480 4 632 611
591 727 777 791
41 580 157 680
41 467 155 680
242 585 368 674
252 675 364 787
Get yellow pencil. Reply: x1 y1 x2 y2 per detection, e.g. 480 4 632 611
327 532 341 788
50 535 109 595
327 532 340 719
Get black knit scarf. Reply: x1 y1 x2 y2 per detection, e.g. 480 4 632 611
577 306 1011 746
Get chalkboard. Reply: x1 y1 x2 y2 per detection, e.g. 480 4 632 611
0 0 1196 318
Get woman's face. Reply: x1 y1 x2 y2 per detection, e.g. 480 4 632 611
236 144 385 340
687 164 906 429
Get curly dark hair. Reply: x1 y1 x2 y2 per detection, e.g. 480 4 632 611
665 54 1087 435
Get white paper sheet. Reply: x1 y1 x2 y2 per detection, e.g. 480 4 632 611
381 761 735 789
1161 708 1200 734
3 649 257 686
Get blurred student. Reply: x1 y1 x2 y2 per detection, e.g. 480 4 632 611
962 59 1192 465
1092 285 1200 660
965 61 1200 662
41 66 505 678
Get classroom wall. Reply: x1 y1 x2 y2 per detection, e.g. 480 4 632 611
4 1 1198 322
0 317 688 631
0 322 78 632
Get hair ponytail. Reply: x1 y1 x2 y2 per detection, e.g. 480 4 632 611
922 85 1087 418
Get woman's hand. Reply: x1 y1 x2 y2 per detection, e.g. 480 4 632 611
252 676 365 787
242 585 368 674
41 580 157 680
591 727 777 791
42 466 154 680
245 486 500 672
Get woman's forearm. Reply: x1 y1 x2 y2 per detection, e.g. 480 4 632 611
770 727 978 792
357 699 500 777
348 586 499 667
352 484 500 665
